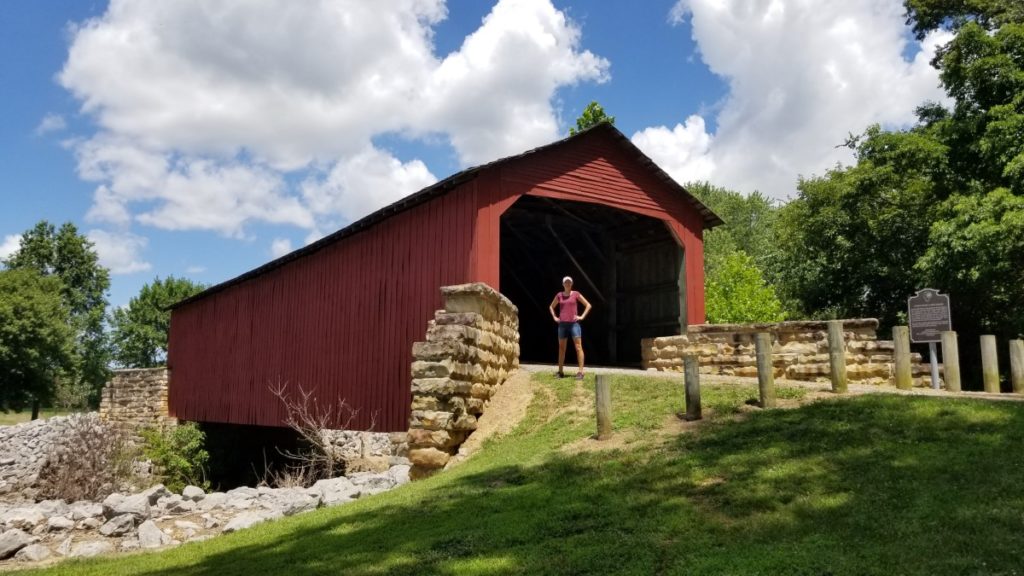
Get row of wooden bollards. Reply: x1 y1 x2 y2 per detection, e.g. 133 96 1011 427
593 325 1024 439
593 321 852 437
891 327 1024 393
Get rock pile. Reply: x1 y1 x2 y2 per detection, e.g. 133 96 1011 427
0 414 104 499
0 464 410 565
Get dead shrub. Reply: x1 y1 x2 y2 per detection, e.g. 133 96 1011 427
36 413 141 502
267 382 375 487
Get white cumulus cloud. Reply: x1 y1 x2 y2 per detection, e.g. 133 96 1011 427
0 235 22 261
35 114 67 135
59 0 609 238
86 229 151 274
632 115 716 184
270 238 292 259
302 147 437 224
638 0 952 198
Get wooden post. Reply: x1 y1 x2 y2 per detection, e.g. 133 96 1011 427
683 355 702 421
940 331 961 392
827 320 848 393
893 326 913 390
595 374 612 440
1010 340 1024 394
755 332 776 408
981 335 1000 393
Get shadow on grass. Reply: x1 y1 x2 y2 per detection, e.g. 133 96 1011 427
60 395 1024 576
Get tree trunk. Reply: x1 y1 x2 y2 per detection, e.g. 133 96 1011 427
31 399 40 420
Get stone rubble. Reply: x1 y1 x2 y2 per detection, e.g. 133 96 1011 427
0 463 411 567
0 415 97 499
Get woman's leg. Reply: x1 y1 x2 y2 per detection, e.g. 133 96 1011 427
574 337 584 373
558 338 568 374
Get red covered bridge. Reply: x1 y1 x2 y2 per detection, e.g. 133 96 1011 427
167 123 721 432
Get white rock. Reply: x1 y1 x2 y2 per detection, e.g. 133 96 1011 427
260 487 321 516
46 516 75 531
77 518 102 530
55 536 72 556
98 514 135 537
174 520 201 531
197 492 228 511
69 540 114 558
312 477 360 506
157 494 196 514
222 511 273 533
0 529 32 560
202 516 220 530
140 484 170 505
389 464 411 486
14 543 51 562
226 497 255 510
113 493 151 519
70 501 104 521
1 507 45 531
181 485 206 501
226 486 258 498
137 520 171 549
347 472 395 495
36 499 69 517
101 493 124 518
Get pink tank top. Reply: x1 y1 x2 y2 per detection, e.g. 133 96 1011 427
556 291 579 323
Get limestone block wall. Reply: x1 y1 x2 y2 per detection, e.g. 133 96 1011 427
642 319 936 387
407 283 519 479
99 368 178 443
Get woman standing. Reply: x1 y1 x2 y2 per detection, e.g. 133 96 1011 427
549 276 593 379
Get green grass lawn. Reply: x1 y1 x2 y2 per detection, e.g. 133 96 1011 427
29 374 1024 575
0 409 73 426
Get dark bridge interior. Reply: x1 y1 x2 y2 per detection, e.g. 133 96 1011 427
499 196 685 367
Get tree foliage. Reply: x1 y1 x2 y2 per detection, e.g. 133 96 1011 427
570 101 615 135
687 182 779 272
111 276 207 368
771 2 1024 347
0 268 76 412
686 182 789 323
3 221 110 405
705 252 786 324
917 188 1024 337
141 423 209 492
904 0 1024 39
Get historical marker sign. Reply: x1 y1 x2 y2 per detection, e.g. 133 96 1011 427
908 288 951 343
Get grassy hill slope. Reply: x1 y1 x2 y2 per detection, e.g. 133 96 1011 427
31 374 1024 575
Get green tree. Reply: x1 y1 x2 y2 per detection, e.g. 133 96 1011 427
111 276 208 368
686 182 779 272
768 1 1023 375
770 127 944 328
4 221 111 406
0 268 76 416
569 101 615 135
917 188 1024 338
904 0 1023 39
705 252 786 324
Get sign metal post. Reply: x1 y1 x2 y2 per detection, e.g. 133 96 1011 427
908 288 952 390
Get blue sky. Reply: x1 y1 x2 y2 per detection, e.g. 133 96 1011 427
0 0 950 307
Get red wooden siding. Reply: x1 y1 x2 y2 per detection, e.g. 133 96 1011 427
168 125 710 431
168 181 481 431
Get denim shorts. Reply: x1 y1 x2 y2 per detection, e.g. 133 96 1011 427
557 321 582 340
